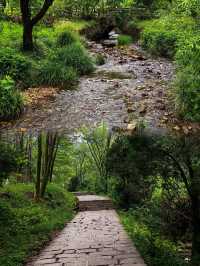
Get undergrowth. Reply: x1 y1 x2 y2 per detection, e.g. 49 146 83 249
0 183 75 266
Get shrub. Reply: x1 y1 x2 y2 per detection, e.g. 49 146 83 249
95 54 106 66
55 43 94 75
0 48 32 88
175 35 200 121
141 29 177 58
120 210 187 266
118 34 133 46
0 76 23 120
140 15 197 58
37 62 78 89
56 30 78 47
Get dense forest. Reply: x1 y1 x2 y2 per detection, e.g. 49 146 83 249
0 0 200 266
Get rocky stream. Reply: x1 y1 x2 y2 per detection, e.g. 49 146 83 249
1 41 199 135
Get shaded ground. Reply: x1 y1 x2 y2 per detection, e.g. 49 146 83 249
1 42 199 134
27 195 146 266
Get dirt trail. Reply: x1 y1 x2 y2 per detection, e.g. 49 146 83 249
1 42 199 134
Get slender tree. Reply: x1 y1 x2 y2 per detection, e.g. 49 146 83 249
20 0 54 51
34 132 59 199
35 133 42 201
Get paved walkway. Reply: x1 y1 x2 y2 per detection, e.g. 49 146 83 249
27 197 146 266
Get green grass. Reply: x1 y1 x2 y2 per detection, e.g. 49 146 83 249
0 183 75 266
54 20 94 33
118 34 133 46
119 210 187 266
0 21 22 49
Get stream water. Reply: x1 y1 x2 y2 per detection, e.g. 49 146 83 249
1 42 199 135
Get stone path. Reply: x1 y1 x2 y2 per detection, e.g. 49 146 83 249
27 195 146 266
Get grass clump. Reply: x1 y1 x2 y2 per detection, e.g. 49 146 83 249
118 34 133 46
56 30 78 47
0 76 23 120
95 54 106 66
55 43 94 75
38 62 78 89
0 183 75 266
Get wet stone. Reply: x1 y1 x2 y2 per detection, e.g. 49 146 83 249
1 43 174 134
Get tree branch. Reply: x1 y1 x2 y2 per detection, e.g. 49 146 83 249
162 149 192 198
31 0 54 26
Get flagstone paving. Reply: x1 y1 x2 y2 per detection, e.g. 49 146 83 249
27 197 146 266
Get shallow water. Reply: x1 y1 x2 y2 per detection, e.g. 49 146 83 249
2 42 199 135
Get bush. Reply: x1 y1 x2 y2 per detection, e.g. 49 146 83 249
118 34 133 46
107 135 155 208
175 35 200 121
141 29 177 58
140 15 197 58
37 61 78 89
120 210 187 266
0 76 23 120
56 30 78 47
0 48 32 88
54 43 94 75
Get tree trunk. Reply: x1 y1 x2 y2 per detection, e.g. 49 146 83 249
191 195 200 265
35 134 42 201
23 22 33 51
20 0 54 51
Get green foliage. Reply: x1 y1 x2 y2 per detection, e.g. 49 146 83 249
141 28 177 58
0 183 75 266
118 34 133 46
54 43 94 75
56 30 78 47
0 141 19 186
173 0 200 17
107 133 156 208
38 62 78 89
95 54 106 66
0 21 22 49
0 48 32 88
0 21 94 91
120 210 187 266
175 35 200 121
140 15 197 58
54 20 92 33
0 76 23 120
